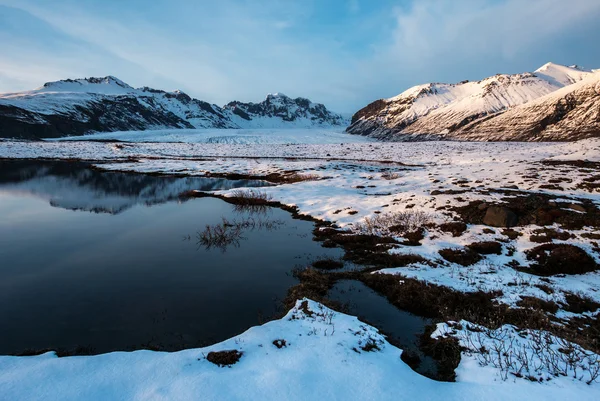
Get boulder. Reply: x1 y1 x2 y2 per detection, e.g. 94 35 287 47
483 206 518 227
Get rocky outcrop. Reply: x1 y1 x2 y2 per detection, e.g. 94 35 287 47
483 206 518 228
224 93 347 128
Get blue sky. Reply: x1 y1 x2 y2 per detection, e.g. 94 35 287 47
1 0 599 112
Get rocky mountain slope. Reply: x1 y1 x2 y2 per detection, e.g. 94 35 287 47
454 71 600 141
224 93 347 128
347 63 598 141
0 77 346 139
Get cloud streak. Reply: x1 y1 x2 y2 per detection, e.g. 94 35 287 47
0 0 599 112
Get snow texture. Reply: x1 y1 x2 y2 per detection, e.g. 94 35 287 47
1 134 600 399
347 62 597 141
0 300 597 401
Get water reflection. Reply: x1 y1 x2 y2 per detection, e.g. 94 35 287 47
195 217 285 252
0 160 342 355
0 160 270 214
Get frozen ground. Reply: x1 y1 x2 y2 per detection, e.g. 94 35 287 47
51 128 375 144
1 133 599 398
0 300 597 401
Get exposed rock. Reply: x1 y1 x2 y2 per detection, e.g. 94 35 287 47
224 93 347 128
482 206 518 228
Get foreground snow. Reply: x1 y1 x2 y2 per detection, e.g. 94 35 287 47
0 300 596 401
51 128 374 144
1 136 600 398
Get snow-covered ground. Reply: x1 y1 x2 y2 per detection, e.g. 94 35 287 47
1 133 599 398
0 300 597 401
2 138 599 305
51 128 374 144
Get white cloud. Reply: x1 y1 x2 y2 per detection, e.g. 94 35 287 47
384 0 600 66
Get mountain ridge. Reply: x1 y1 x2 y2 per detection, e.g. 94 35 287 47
0 77 347 139
346 62 598 141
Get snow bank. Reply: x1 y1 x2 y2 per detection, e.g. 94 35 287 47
0 300 597 401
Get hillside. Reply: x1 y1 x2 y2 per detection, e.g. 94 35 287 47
347 63 596 141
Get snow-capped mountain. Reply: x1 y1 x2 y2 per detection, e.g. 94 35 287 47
453 70 600 141
0 77 347 139
347 63 596 141
224 93 347 128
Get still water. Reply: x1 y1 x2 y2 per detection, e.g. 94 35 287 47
0 160 342 354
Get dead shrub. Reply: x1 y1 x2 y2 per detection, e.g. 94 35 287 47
534 284 554 294
439 248 483 266
529 228 573 243
516 296 559 314
438 222 468 237
381 172 401 180
524 244 598 276
361 338 381 352
403 227 425 246
206 350 243 367
467 241 503 255
563 293 600 314
420 326 461 382
229 189 273 205
283 173 320 183
356 211 432 237
502 229 523 240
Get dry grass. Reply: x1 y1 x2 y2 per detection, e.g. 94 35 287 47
229 189 273 205
381 172 401 180
283 172 320 183
355 211 433 237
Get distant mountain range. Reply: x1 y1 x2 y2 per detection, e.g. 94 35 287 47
0 77 347 139
347 62 600 141
1 62 598 142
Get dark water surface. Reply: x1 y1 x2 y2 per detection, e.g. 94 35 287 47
328 280 438 377
0 160 434 367
0 160 342 354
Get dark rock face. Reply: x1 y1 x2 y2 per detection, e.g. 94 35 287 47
482 206 518 228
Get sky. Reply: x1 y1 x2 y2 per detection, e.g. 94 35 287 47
1 0 599 113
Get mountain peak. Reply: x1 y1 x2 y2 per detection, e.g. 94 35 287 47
38 76 134 94
534 62 592 87
265 92 289 100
